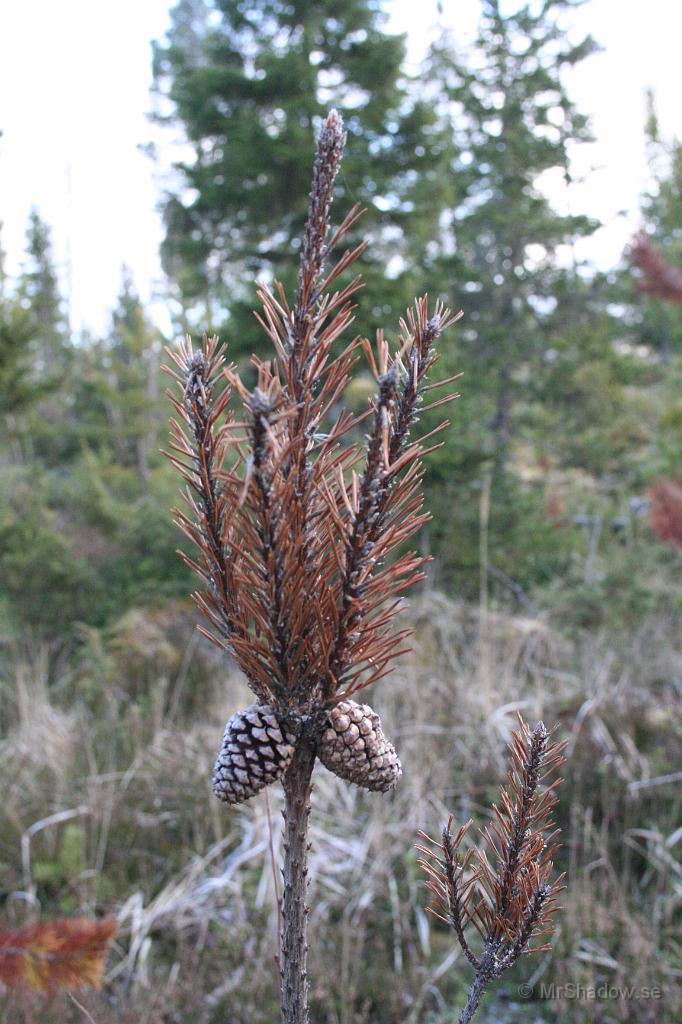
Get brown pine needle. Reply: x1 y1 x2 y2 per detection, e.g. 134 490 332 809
418 716 566 1023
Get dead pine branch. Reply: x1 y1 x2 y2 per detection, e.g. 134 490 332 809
164 109 461 1024
417 715 566 1024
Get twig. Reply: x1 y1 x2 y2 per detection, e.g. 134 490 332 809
264 786 282 971
68 993 99 1024
418 716 566 1024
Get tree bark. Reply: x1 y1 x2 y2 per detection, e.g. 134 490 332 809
458 970 487 1024
458 946 497 1024
280 737 316 1024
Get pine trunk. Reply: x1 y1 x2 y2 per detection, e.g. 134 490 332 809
280 738 315 1024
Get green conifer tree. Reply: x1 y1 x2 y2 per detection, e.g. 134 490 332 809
95 269 164 482
0 212 73 465
638 92 682 362
427 0 598 447
18 208 69 374
415 0 601 597
72 270 189 618
0 223 37 424
151 0 449 356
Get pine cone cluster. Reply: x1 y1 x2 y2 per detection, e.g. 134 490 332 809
212 699 401 804
212 705 298 805
318 700 402 793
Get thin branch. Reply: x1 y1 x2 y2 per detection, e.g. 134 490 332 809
419 716 566 1024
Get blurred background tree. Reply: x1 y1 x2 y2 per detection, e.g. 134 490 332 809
397 0 605 596
636 91 682 364
18 210 69 373
0 245 188 641
151 0 453 358
425 0 598 446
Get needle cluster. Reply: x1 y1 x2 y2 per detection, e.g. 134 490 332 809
418 716 565 1024
165 110 460 727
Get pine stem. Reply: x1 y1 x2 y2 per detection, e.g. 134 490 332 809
458 946 496 1024
280 738 316 1024
458 970 487 1024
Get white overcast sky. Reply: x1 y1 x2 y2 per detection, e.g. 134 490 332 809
0 0 681 337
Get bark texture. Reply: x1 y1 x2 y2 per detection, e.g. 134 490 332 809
280 738 316 1024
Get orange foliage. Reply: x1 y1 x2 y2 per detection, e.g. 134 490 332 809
649 475 682 551
631 233 682 303
546 492 566 528
0 918 117 993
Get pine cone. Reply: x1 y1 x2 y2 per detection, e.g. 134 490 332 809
212 704 297 805
318 700 402 793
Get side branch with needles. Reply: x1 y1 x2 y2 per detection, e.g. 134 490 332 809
164 109 460 1024
417 715 566 1024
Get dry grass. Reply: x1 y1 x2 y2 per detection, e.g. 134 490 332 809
0 592 680 1023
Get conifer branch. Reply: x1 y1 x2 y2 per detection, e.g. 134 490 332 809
165 337 275 703
418 715 565 1024
325 300 461 701
165 110 461 1024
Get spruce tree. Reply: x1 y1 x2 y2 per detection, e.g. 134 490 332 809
84 270 164 481
414 0 602 598
151 0 448 356
637 94 682 362
426 0 598 448
18 208 69 376
0 224 37 423
0 212 72 462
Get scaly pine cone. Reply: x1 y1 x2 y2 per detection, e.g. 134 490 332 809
318 700 402 792
212 704 298 805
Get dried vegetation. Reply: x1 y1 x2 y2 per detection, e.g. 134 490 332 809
1 594 680 1022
